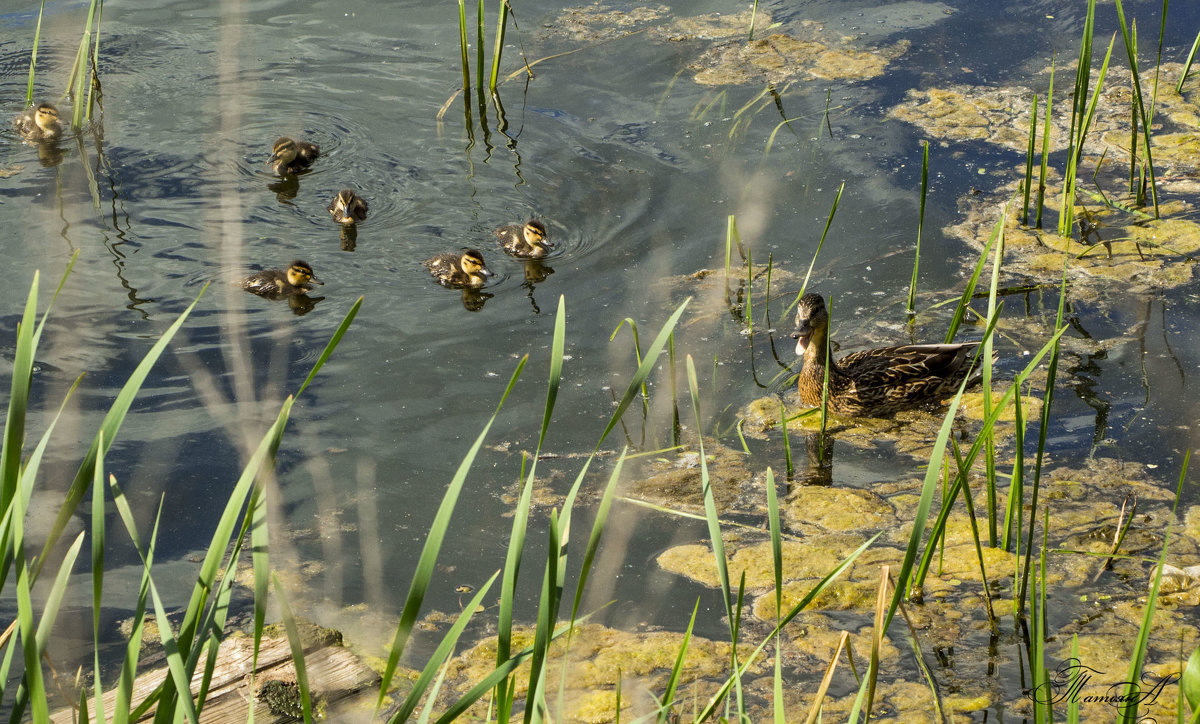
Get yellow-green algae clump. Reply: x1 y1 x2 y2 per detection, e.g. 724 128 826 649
689 27 909 86
945 176 1200 293
433 623 753 722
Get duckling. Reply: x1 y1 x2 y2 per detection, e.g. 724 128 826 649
793 293 986 417
241 260 324 297
12 102 62 141
495 219 553 258
424 249 494 288
328 189 368 225
268 137 319 175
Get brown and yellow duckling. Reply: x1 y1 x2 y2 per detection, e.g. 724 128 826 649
792 293 985 417
495 219 553 258
328 189 368 225
12 102 62 141
241 260 324 297
268 136 320 175
424 249 494 288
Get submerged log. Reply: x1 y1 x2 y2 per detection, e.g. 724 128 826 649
49 633 379 723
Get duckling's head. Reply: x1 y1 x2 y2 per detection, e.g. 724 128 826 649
329 189 362 224
286 260 323 288
459 249 494 282
523 220 552 250
34 103 60 132
792 293 828 355
269 137 298 165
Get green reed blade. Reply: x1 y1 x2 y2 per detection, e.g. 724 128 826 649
143 566 199 723
1068 635 1081 724
1035 59 1053 229
1031 552 1048 723
595 299 690 451
655 600 698 724
376 356 526 713
1177 29 1200 93
273 575 317 724
765 467 785 724
24 0 47 107
91 432 107 724
686 354 746 713
1061 29 1115 237
488 0 508 91
567 448 626 627
784 182 842 320
296 296 362 398
250 477 269 680
14 561 46 722
945 200 1005 342
779 402 793 479
34 283 207 582
475 0 485 95
0 271 40 517
524 510 559 721
700 532 879 721
458 0 471 96
982 227 1004 545
907 141 929 316
1113 0 1160 216
108 480 161 724
495 299 564 710
1120 453 1189 723
1022 93 1037 225
610 318 649 417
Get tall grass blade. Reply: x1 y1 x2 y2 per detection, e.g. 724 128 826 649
765 467 785 723
785 183 842 320
107 479 161 724
1022 93 1037 225
906 141 929 316
496 298 565 712
1113 0 1160 216
296 296 362 398
457 0 471 97
655 600 698 723
686 354 745 713
35 284 208 580
945 203 1005 342
24 0 47 107
1178 30 1200 93
272 575 316 724
1035 59 1054 228
595 299 690 450
488 0 508 91
567 449 626 627
91 432 108 724
1120 453 1190 723
376 357 527 712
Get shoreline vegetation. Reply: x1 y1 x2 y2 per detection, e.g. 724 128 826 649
9 0 1200 721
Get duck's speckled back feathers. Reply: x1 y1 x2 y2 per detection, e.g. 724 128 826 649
424 249 494 288
268 137 320 175
241 260 324 297
793 293 986 417
496 220 552 258
13 102 61 141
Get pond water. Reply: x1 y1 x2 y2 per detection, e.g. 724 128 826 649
4 0 1200 719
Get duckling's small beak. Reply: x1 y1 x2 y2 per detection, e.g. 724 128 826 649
309 275 325 286
267 153 279 165
480 266 495 277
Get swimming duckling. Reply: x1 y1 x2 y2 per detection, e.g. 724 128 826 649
793 293 986 417
241 260 324 297
495 219 553 258
12 102 62 141
328 189 368 225
424 249 494 288
268 137 319 175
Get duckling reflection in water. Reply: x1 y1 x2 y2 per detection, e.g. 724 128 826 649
460 289 493 312
424 249 494 288
241 260 324 298
495 219 553 259
328 189 368 226
521 260 554 314
268 136 319 176
12 102 62 142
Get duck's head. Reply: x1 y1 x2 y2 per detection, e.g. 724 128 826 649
286 260 323 288
34 103 60 132
523 220 553 251
459 249 494 283
269 137 298 165
329 189 363 224
792 293 828 355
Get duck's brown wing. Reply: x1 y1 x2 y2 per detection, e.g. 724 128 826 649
840 343 982 400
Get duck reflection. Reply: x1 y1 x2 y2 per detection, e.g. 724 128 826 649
796 431 834 487
36 140 65 167
268 174 300 202
339 224 357 252
460 288 493 312
286 294 325 316
522 260 554 314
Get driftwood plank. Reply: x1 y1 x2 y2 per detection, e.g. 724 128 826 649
50 636 379 723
